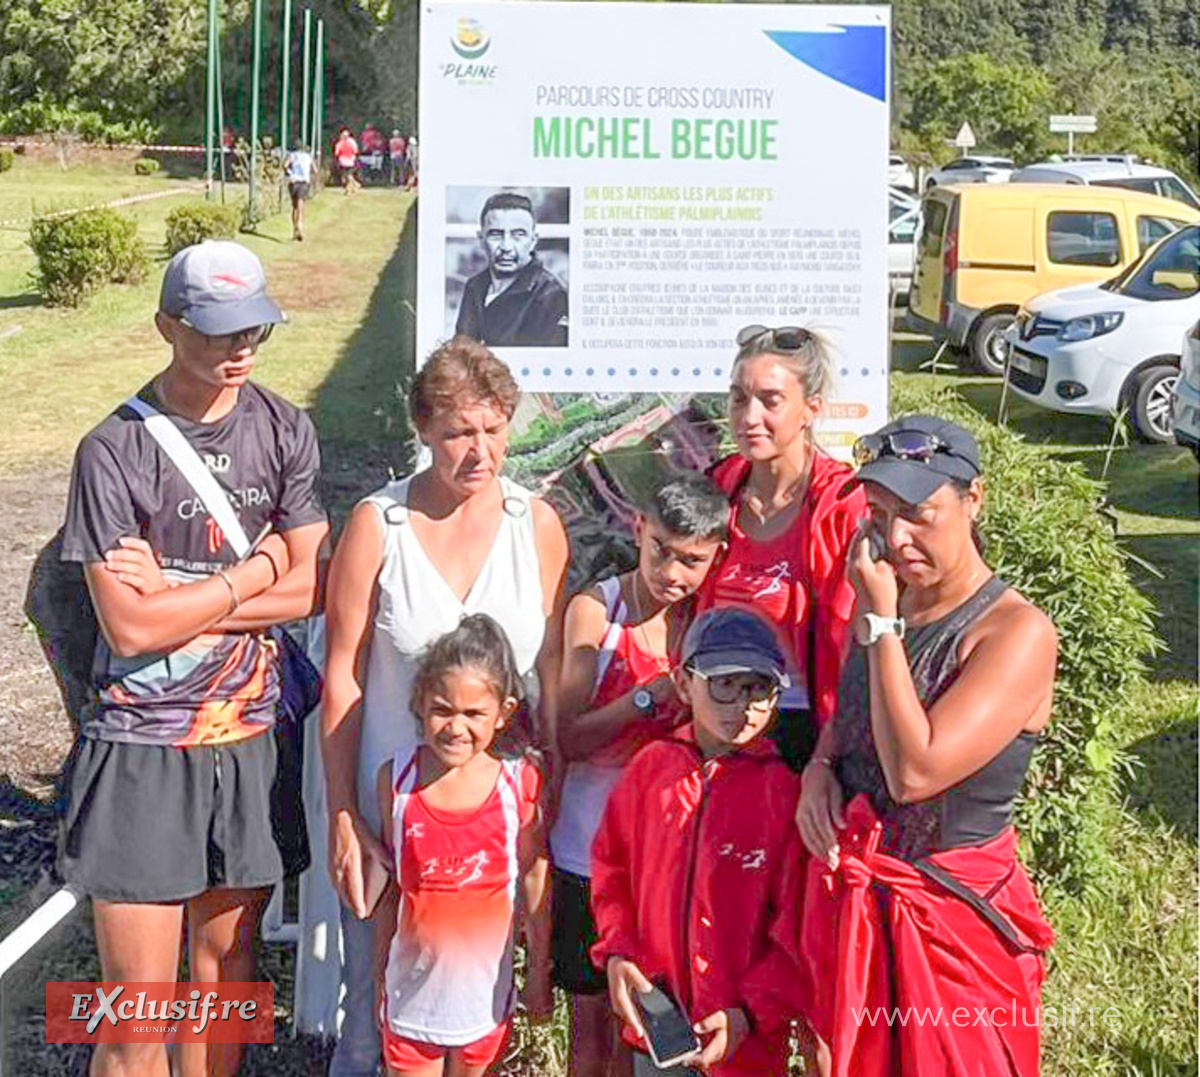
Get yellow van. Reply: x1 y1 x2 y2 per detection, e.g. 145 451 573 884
907 183 1200 373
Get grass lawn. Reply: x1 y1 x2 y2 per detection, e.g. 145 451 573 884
0 156 1195 1074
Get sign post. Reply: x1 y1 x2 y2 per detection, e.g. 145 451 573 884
954 121 976 154
1049 114 1097 156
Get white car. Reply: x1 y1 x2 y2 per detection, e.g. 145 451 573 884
1011 160 1200 211
1173 319 1200 459
888 187 920 296
924 155 1015 190
889 154 915 191
1005 223 1200 442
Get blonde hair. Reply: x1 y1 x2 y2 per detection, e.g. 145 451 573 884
733 326 836 404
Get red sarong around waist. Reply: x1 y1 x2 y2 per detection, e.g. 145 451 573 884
799 795 1055 1077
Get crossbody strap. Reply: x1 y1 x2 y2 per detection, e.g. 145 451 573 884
125 396 251 558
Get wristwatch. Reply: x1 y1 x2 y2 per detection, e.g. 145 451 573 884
855 612 906 647
632 687 657 717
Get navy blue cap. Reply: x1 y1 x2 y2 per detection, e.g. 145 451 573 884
854 415 981 505
681 607 790 688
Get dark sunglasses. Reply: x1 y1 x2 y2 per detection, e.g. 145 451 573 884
689 668 780 707
735 324 813 352
179 318 275 350
852 430 954 468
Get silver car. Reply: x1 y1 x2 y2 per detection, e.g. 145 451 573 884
924 155 1015 191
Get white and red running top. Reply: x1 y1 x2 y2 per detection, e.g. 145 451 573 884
383 750 540 1045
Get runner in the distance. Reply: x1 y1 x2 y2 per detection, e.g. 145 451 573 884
284 141 315 241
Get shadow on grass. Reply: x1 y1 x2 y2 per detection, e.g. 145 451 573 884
1123 716 1199 842
1115 1043 1200 1077
311 199 416 531
0 292 42 310
1123 533 1200 682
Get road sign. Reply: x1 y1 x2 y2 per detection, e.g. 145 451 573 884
954 121 977 150
1049 114 1097 133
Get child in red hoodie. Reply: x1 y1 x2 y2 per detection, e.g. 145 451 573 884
590 607 808 1076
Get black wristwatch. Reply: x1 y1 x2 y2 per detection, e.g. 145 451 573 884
632 687 656 717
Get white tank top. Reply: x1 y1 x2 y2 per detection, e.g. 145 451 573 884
356 475 546 830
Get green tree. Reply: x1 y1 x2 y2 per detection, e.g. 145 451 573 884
905 52 1054 160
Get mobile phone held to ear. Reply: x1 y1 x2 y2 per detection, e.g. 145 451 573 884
635 985 701 1069
866 524 888 563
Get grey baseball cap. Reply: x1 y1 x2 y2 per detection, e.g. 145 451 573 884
159 240 285 335
681 607 790 688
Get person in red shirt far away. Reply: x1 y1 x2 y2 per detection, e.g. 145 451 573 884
590 607 817 1077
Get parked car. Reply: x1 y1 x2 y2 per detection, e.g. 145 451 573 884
889 186 920 296
924 155 1015 190
1011 159 1200 211
889 153 916 191
1172 318 1200 458
907 183 1199 374
1004 224 1200 443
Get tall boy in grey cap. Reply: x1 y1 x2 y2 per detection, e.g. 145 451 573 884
58 240 328 1076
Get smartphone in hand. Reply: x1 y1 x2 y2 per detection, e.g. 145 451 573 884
635 985 701 1069
865 523 888 563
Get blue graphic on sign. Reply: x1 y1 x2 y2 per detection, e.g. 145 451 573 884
765 25 887 102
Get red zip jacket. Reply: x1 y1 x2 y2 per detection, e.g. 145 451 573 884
799 796 1053 1076
700 452 867 728
590 726 808 1076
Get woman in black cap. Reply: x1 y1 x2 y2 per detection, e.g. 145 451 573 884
795 415 1057 1077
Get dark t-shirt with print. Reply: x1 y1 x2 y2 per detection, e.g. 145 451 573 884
61 381 326 747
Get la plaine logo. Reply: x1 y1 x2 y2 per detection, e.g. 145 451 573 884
451 17 490 59
443 16 498 82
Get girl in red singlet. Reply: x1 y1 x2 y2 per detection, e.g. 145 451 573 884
375 615 550 1077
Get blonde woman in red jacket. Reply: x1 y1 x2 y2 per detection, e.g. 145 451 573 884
698 325 867 776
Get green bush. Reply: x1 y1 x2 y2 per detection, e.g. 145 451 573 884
28 207 147 306
890 382 1159 896
0 104 158 145
0 147 13 173
163 202 239 255
134 158 159 176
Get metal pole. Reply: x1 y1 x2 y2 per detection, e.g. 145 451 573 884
280 0 292 155
216 32 227 203
249 0 264 222
1068 130 1074 157
311 19 324 167
301 9 312 150
205 0 216 197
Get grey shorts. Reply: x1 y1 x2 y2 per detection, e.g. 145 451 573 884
59 730 309 903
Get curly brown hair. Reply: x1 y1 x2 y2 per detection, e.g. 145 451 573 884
408 336 521 427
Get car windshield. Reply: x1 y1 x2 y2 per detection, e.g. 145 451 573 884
1113 227 1200 301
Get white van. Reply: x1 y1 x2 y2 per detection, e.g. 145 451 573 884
1011 160 1200 211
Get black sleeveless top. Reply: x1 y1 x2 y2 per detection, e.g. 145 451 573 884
833 576 1037 859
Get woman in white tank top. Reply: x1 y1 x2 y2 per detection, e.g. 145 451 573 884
321 338 569 1077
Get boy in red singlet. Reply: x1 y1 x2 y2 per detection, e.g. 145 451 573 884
550 475 728 1077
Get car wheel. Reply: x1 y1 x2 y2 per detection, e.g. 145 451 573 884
1130 365 1179 444
970 312 1017 376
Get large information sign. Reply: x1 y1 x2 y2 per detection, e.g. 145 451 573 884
418 1 891 447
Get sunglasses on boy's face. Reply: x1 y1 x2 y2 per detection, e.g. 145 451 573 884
177 317 275 351
735 324 812 352
689 668 780 707
852 430 955 468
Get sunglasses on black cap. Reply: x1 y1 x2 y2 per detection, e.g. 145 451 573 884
852 430 955 468
736 325 813 352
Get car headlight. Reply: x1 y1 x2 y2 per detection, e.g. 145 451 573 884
1058 312 1124 342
